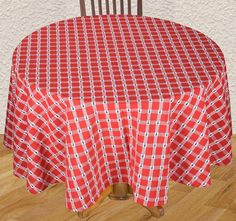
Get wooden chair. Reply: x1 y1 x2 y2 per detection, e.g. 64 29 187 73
79 0 143 16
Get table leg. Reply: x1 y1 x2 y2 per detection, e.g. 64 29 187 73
144 206 164 218
77 184 164 219
77 185 112 219
109 183 131 200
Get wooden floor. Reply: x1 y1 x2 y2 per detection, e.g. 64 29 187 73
0 134 236 221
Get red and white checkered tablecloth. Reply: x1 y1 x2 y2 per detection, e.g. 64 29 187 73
4 15 232 212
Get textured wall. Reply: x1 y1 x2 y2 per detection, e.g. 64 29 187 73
0 0 235 133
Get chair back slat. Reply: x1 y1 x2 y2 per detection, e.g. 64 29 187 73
80 0 86 16
120 0 124 14
105 0 110 14
128 0 132 15
137 0 142 16
113 0 117 14
91 0 96 15
98 0 103 15
79 0 143 16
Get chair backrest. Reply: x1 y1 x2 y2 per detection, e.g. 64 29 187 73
79 0 143 16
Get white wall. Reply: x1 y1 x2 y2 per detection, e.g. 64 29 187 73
0 0 235 133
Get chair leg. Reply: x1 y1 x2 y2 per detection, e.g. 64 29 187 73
109 183 131 200
144 206 164 218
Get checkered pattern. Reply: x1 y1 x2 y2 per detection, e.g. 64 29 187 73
4 15 232 212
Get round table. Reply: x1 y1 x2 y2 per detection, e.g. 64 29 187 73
4 15 232 212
